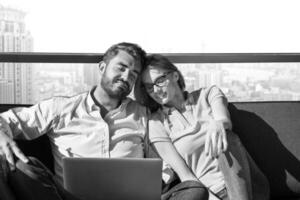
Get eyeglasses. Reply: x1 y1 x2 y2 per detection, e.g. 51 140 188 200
143 71 173 93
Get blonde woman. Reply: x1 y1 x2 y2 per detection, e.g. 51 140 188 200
136 54 269 200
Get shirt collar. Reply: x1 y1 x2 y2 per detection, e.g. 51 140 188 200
162 106 175 115
86 86 98 112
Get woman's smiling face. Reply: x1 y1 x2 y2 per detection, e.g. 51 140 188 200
142 66 177 105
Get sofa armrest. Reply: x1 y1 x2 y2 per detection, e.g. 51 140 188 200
16 134 54 173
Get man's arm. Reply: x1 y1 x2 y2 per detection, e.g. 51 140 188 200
0 98 59 169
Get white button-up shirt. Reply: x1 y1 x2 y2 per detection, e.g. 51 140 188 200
0 87 148 183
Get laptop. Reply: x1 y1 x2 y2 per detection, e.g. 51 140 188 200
62 157 162 200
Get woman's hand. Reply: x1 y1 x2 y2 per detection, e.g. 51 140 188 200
204 120 228 159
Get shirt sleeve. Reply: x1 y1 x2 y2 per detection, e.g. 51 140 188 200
148 112 171 143
0 98 59 139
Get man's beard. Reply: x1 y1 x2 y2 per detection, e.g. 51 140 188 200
100 76 130 99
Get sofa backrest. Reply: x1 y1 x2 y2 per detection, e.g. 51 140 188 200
229 102 300 199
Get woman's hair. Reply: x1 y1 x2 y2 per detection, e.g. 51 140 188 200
135 54 186 113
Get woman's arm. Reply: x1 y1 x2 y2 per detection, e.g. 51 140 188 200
210 96 232 130
153 141 198 182
148 116 198 182
205 88 233 159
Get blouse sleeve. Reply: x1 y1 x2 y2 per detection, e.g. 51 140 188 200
206 85 228 106
148 111 171 143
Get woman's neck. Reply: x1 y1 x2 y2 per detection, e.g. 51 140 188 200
166 90 186 112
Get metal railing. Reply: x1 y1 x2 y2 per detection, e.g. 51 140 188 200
1 52 300 63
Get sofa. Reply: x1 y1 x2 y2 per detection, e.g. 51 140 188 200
228 102 300 200
1 102 300 200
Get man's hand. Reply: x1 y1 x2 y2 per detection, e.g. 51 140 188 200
204 120 228 159
0 129 28 170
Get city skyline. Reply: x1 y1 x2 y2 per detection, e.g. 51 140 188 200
0 5 33 104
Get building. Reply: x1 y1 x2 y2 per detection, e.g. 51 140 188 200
32 64 86 103
198 69 223 88
0 5 33 104
83 64 99 87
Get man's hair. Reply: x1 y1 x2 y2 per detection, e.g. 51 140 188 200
102 42 146 70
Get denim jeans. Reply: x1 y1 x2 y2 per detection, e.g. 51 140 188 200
162 180 209 200
218 131 270 200
0 156 79 200
215 188 229 200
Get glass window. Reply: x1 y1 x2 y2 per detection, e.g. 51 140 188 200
176 63 300 102
1 62 300 104
0 63 97 104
